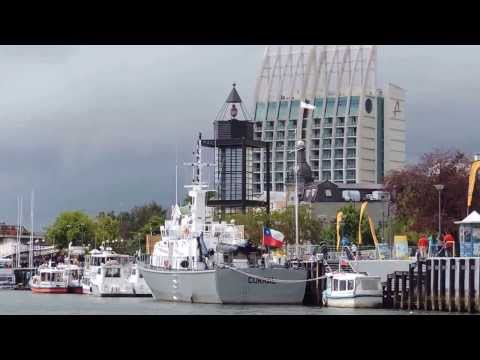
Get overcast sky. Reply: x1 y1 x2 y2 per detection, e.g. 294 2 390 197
0 45 478 229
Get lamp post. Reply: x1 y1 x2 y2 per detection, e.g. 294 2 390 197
289 138 304 260
434 184 444 242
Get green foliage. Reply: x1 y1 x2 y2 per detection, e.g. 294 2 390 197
45 211 96 249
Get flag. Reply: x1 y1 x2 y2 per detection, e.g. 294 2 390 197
468 160 480 208
300 101 315 110
262 227 284 248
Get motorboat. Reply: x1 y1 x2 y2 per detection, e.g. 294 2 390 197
82 247 144 297
322 271 383 308
30 261 68 294
0 258 15 289
57 261 83 294
127 263 152 297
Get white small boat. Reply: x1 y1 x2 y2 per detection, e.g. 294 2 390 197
322 271 383 309
127 263 152 297
57 262 83 294
30 262 68 294
0 258 15 289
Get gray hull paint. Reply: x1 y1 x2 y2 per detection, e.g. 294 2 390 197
215 268 307 304
141 267 221 304
141 266 307 305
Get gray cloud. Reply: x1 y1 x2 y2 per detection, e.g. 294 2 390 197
0 45 477 229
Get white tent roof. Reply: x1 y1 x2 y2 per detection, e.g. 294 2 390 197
455 211 480 224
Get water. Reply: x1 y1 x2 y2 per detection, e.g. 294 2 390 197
0 290 459 315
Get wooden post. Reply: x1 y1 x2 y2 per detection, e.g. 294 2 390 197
393 272 400 309
459 259 465 313
439 259 446 311
425 259 432 311
408 263 414 310
417 261 424 310
386 274 393 309
400 271 407 310
469 258 475 313
449 258 456 312
316 260 320 306
433 259 439 311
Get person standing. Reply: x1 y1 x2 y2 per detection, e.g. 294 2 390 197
443 231 455 257
351 243 358 259
417 234 429 259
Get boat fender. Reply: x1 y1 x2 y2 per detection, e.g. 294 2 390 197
180 260 189 268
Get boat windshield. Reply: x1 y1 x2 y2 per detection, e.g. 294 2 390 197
41 272 63 282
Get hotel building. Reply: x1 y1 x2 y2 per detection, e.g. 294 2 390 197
252 45 406 194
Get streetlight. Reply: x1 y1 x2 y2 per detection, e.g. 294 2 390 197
289 137 304 260
434 184 444 243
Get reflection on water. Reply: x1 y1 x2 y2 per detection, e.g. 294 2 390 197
0 290 457 315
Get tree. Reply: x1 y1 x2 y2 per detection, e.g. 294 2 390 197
384 149 475 237
94 213 120 248
337 204 375 246
45 211 96 249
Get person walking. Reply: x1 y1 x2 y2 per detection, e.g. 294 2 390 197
443 231 455 257
417 234 429 259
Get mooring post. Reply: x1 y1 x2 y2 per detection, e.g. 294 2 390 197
408 263 414 310
433 259 439 311
400 271 407 310
425 259 432 311
449 258 456 312
393 272 400 309
439 259 446 311
459 258 465 313
386 274 393 309
469 258 475 314
417 260 424 310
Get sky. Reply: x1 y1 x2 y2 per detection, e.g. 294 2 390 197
0 45 479 229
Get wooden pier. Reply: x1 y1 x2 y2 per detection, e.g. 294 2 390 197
302 260 326 306
383 257 480 313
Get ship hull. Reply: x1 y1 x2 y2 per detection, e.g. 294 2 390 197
323 295 383 308
140 265 308 305
215 267 307 304
140 266 221 303
31 286 68 294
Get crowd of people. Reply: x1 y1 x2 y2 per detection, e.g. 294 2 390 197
417 231 456 259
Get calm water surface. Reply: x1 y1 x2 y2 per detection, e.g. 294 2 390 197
0 290 460 315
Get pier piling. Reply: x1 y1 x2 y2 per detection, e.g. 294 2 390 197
468 259 475 314
400 271 407 310
417 261 424 310
425 259 432 311
449 259 456 312
439 259 446 311
459 259 465 313
408 263 415 310
433 259 439 311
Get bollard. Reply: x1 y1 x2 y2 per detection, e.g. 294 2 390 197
393 272 400 309
386 274 393 309
417 261 424 310
468 259 475 313
449 258 456 312
425 259 432 311
401 271 407 310
408 263 415 310
459 259 465 312
439 259 446 311
433 259 439 311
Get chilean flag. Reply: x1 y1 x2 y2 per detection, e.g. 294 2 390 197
262 227 284 248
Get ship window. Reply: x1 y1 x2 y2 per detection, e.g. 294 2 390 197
333 279 338 291
339 280 346 291
105 267 121 278
348 280 354 290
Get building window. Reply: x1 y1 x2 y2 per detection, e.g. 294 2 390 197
267 102 278 122
287 152 295 161
275 184 284 192
324 118 333 127
336 117 345 127
347 170 356 180
302 119 307 129
322 160 331 169
289 100 300 120
278 101 289 120
347 127 357 137
347 149 356 158
347 138 356 147
265 132 273 141
255 121 262 129
314 97 324 118
275 162 283 171
288 130 296 139
276 141 284 149
254 102 267 122
277 120 286 130
335 138 344 148
349 96 360 115
334 160 343 170
337 97 348 116
335 149 343 158
322 149 331 158
325 189 332 197
323 139 332 147
312 140 320 148
265 121 274 130
288 120 297 129
347 159 356 168
335 128 344 137
325 97 336 117
348 117 357 126
312 129 321 139
334 170 343 181
313 118 321 128
275 152 283 161
275 173 283 182
287 141 295 150
322 171 331 181
276 131 285 139
323 128 332 138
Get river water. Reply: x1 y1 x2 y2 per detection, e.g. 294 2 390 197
0 290 459 315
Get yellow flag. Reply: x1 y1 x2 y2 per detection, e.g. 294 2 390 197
336 212 343 251
467 160 480 208
368 216 379 247
358 202 368 245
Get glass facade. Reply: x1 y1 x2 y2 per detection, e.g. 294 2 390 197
349 96 360 115
289 100 300 119
255 102 267 121
337 97 348 116
314 98 324 118
325 97 336 117
267 102 278 122
278 101 289 120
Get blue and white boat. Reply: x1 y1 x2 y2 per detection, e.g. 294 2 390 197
322 270 383 308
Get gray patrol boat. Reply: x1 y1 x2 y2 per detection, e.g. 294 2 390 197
139 136 307 304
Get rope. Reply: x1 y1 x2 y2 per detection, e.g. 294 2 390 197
219 264 328 283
